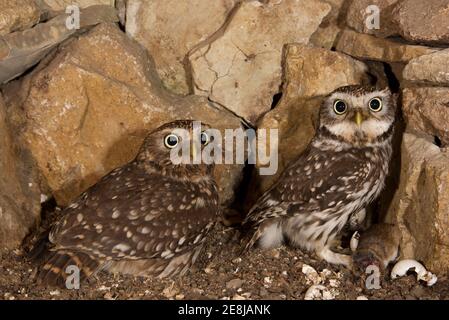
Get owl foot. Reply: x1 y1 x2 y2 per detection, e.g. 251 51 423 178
317 246 353 269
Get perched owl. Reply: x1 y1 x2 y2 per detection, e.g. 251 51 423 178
32 120 219 287
243 86 397 268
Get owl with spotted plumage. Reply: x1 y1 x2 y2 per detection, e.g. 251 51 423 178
244 86 397 268
32 120 219 286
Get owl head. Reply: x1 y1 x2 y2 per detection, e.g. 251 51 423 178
318 86 397 146
136 120 214 178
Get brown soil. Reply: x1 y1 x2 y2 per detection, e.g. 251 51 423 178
1 216 448 300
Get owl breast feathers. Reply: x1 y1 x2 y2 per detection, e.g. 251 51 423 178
32 120 219 287
244 86 397 267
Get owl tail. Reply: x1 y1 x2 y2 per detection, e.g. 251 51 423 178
30 238 100 288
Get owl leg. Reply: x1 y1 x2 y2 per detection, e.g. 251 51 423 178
316 246 353 268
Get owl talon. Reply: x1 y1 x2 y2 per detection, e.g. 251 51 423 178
317 246 353 269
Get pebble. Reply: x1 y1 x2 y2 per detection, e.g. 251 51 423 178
226 278 244 290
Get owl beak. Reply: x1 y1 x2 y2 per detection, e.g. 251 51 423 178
354 111 363 126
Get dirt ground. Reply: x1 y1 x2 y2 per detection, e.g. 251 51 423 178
1 211 448 300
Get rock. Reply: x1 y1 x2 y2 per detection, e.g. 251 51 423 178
246 45 369 202
403 49 449 86
401 87 449 147
0 93 41 249
39 0 115 11
310 0 346 49
336 29 439 63
0 0 41 36
391 0 449 45
126 0 235 95
226 278 244 290
3 23 243 206
0 5 119 84
386 133 449 274
189 0 331 124
345 0 399 38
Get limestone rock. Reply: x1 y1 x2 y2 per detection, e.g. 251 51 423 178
402 87 449 147
403 49 449 86
0 0 41 35
336 29 439 63
189 0 331 124
310 0 346 49
0 5 119 84
0 93 41 249
4 23 243 206
39 0 115 11
125 0 236 95
386 133 449 274
345 0 398 38
246 45 369 205
391 0 449 45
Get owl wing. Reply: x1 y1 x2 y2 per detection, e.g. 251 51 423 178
50 162 219 262
244 146 375 227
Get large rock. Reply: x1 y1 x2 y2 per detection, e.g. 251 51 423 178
336 29 439 63
189 0 331 125
310 0 346 49
245 45 369 206
38 0 115 11
0 0 41 36
345 0 399 38
402 87 449 147
0 93 41 249
403 49 449 86
125 0 236 95
391 0 449 45
3 23 243 206
386 133 449 274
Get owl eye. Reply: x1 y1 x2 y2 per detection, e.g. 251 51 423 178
369 97 383 112
200 132 210 146
333 100 347 115
164 134 179 149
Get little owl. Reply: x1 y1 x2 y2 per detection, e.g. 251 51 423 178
32 120 219 286
244 86 397 267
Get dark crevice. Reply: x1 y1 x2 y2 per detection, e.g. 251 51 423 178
270 92 283 110
383 62 400 93
434 136 442 148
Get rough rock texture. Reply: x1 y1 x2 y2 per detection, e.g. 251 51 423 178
0 5 119 84
246 45 369 205
189 0 331 124
403 49 449 85
0 0 41 35
39 0 115 11
0 93 41 249
402 87 449 147
391 0 449 45
336 29 439 63
345 0 398 37
4 23 243 206
386 133 449 274
125 0 236 95
310 0 346 49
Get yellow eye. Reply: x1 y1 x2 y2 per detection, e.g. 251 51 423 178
200 132 210 146
333 100 347 115
369 97 382 112
164 134 179 149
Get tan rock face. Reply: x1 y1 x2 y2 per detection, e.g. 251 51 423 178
403 49 449 86
189 0 331 125
0 0 41 35
386 133 449 274
391 0 449 45
4 23 243 206
0 93 41 249
246 45 369 206
402 87 449 147
336 29 438 63
310 0 346 49
40 0 115 11
125 0 235 95
345 0 399 37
